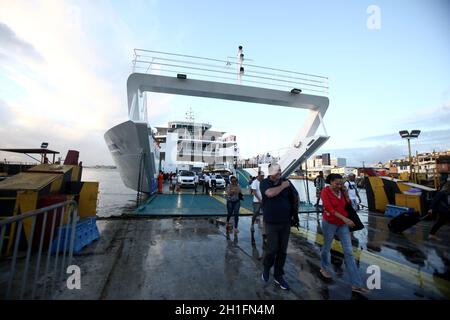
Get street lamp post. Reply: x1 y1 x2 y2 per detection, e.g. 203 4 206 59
399 130 421 183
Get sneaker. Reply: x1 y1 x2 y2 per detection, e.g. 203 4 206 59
274 277 290 290
352 286 370 294
319 268 333 280
261 271 269 282
428 234 442 241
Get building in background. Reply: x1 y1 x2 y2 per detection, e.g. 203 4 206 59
299 154 348 178
322 153 331 166
331 157 347 167
384 149 450 184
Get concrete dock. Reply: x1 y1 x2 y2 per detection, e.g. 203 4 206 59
53 190 450 300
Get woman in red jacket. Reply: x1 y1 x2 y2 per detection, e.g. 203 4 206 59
319 173 368 294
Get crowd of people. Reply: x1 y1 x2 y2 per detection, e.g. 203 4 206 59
155 165 449 293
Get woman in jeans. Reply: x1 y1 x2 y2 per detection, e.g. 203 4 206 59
226 176 242 236
319 173 368 294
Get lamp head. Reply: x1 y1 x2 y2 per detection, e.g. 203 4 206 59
410 130 421 138
399 130 409 138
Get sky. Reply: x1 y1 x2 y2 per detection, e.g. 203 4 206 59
0 0 449 166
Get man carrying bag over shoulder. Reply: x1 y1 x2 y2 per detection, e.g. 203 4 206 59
260 163 299 290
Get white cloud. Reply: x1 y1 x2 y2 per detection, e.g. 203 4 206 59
0 22 44 63
0 1 163 165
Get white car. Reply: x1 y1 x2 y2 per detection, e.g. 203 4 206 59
178 171 196 188
209 174 225 189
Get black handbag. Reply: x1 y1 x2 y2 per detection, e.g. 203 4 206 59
288 182 300 229
345 203 364 232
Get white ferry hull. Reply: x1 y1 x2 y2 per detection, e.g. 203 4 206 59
104 120 158 193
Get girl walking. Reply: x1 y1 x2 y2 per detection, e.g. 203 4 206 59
226 176 242 236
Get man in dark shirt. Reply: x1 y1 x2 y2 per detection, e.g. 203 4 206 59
259 163 299 290
314 171 325 208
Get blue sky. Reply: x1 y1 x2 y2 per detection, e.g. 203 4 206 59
0 0 449 165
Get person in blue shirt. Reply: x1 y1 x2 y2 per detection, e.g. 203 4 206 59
259 163 299 290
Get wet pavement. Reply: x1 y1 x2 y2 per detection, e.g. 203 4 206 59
55 217 301 299
53 188 450 300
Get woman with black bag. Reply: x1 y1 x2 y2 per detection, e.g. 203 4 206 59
319 173 368 294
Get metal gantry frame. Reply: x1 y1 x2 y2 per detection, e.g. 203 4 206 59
127 47 330 180
107 47 331 192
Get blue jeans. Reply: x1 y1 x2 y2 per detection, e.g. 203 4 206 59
320 220 363 287
226 201 240 227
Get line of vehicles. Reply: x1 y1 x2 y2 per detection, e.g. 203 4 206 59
176 169 232 189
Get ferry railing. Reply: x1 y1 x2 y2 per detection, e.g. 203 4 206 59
132 49 329 96
0 200 78 300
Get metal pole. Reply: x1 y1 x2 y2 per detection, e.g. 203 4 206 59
19 216 37 299
305 158 310 204
408 138 412 182
43 209 57 298
51 207 66 294
6 220 23 299
434 157 438 190
32 211 48 299
137 151 143 206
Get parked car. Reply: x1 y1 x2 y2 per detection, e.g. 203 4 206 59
210 174 225 189
178 170 196 188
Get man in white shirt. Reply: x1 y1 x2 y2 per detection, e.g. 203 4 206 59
194 173 199 193
250 171 266 244
344 173 361 211
204 174 211 194
210 172 217 193
171 173 178 194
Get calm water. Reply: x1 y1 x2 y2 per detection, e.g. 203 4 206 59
83 168 368 217
82 167 140 217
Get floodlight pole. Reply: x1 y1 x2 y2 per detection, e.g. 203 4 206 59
400 130 420 183
407 137 413 182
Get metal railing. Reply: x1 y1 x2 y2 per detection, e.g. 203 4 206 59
132 49 329 96
0 200 78 299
